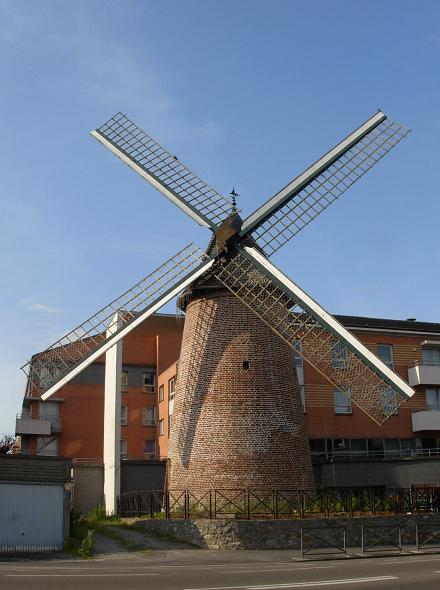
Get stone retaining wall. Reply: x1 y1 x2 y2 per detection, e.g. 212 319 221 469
135 513 440 550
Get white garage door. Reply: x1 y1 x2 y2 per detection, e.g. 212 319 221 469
0 483 64 552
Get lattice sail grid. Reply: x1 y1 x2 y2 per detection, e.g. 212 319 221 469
22 244 207 394
251 118 410 256
216 252 408 424
95 113 233 227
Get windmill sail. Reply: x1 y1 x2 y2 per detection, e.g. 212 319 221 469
240 112 410 256
91 113 233 229
216 246 414 425
22 244 214 400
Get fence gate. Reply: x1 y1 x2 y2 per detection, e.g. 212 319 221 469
0 483 65 552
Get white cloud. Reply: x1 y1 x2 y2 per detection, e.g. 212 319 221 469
18 299 60 314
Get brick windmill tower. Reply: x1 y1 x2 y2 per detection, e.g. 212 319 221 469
25 110 414 504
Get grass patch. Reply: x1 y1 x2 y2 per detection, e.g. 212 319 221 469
64 510 94 558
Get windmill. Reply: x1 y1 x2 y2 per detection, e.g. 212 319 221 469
22 110 414 508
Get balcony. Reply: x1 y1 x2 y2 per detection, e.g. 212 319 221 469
408 362 440 387
411 410 440 432
15 413 61 435
16 414 51 435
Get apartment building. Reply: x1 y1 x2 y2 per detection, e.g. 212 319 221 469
16 314 183 460
157 316 440 463
17 314 440 468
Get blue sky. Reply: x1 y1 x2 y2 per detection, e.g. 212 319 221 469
1 0 439 434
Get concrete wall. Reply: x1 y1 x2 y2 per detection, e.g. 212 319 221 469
314 457 440 488
135 513 440 550
71 463 104 514
72 460 166 514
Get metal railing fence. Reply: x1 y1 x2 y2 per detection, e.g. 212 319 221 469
117 486 440 519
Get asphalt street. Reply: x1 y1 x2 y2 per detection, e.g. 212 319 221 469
1 551 440 590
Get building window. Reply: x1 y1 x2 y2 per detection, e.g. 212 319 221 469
143 440 156 459
384 438 400 457
168 377 176 401
422 348 440 366
351 439 368 457
121 371 128 392
426 388 440 411
36 436 58 456
159 418 165 436
377 344 394 369
39 401 60 427
121 404 128 426
120 439 127 457
294 340 303 368
294 341 305 412
168 414 172 438
380 387 398 416
242 360 250 370
142 372 155 392
158 384 164 402
333 388 351 414
331 342 348 369
142 406 156 426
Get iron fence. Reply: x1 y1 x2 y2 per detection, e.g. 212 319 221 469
117 486 440 519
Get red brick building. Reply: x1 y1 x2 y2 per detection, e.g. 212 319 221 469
17 314 440 468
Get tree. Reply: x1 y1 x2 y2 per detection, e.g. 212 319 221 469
0 434 17 454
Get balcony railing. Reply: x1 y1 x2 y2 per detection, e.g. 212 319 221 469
312 447 440 461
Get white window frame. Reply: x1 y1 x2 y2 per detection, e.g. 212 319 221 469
39 401 60 428
121 404 128 426
377 344 394 370
142 371 156 393
120 439 128 457
36 436 58 456
121 370 128 392
142 439 156 459
426 388 440 411
380 387 398 416
168 377 176 401
159 418 165 436
142 405 156 426
422 348 440 366
331 342 348 369
333 388 352 414
158 384 164 402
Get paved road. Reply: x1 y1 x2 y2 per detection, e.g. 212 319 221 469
1 551 440 589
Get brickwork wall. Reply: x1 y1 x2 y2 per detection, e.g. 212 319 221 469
167 292 314 490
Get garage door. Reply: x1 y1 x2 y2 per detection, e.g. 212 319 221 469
0 483 64 552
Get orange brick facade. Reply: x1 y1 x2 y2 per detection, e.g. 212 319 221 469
18 313 440 468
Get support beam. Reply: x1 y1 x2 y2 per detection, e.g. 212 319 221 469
103 312 123 515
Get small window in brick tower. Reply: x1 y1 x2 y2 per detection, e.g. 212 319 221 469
142 372 155 393
243 360 250 370
169 377 176 401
